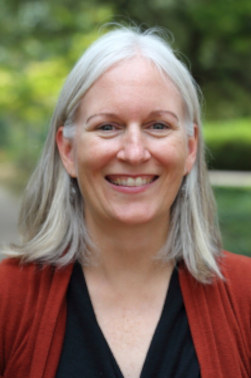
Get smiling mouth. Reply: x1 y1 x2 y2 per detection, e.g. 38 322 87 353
105 175 158 187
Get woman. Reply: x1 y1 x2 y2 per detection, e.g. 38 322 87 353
0 26 250 378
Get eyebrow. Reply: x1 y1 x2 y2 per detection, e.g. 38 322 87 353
86 110 180 124
86 113 117 124
149 110 180 122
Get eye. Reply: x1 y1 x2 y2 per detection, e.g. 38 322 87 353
95 122 122 138
147 122 172 133
151 122 169 130
98 123 116 131
145 120 174 137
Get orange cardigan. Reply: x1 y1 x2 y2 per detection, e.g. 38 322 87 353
0 251 250 378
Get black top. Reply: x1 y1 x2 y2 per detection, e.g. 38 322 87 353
56 263 200 377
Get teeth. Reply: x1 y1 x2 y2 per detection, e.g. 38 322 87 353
110 176 155 187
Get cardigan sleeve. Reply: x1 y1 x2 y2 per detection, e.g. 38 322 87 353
179 251 251 378
0 258 73 378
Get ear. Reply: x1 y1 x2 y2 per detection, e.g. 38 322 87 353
184 124 198 175
56 127 77 177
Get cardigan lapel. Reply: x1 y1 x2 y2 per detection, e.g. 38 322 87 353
29 263 74 378
178 259 249 378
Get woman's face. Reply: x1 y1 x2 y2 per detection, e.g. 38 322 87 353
57 57 197 228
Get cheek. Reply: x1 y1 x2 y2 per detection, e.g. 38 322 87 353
153 138 188 169
74 137 115 175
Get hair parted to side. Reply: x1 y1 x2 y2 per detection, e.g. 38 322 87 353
5 25 222 282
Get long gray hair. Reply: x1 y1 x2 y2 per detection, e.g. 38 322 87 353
6 25 222 282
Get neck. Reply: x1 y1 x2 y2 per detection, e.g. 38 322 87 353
83 215 173 288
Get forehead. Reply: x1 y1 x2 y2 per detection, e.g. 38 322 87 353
79 57 184 119
89 57 181 94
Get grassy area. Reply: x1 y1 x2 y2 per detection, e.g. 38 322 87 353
214 186 251 257
203 118 251 171
204 118 251 142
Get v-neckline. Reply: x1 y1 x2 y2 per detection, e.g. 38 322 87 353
79 263 178 378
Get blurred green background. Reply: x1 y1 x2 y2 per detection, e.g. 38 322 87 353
0 0 250 256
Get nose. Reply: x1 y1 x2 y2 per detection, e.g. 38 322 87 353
116 124 151 165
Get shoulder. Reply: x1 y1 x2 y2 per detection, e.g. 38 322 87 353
218 251 251 308
0 256 47 277
179 251 251 310
0 258 54 296
0 257 73 313
220 250 251 272
0 258 53 323
180 250 251 335
219 250 251 289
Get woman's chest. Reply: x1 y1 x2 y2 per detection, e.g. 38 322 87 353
95 305 163 378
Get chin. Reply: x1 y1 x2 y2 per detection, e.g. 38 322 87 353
111 211 159 226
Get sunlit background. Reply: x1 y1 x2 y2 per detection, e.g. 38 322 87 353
0 0 250 256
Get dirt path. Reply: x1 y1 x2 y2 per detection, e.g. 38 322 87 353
209 170 251 187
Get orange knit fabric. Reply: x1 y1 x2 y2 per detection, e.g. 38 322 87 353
179 252 251 378
0 251 250 377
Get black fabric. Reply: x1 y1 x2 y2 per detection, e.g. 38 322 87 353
56 263 200 377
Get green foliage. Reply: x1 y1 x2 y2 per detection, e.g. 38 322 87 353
204 119 251 170
0 0 114 172
0 0 250 175
214 186 251 256
105 0 251 118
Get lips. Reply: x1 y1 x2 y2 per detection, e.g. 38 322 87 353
106 175 158 187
